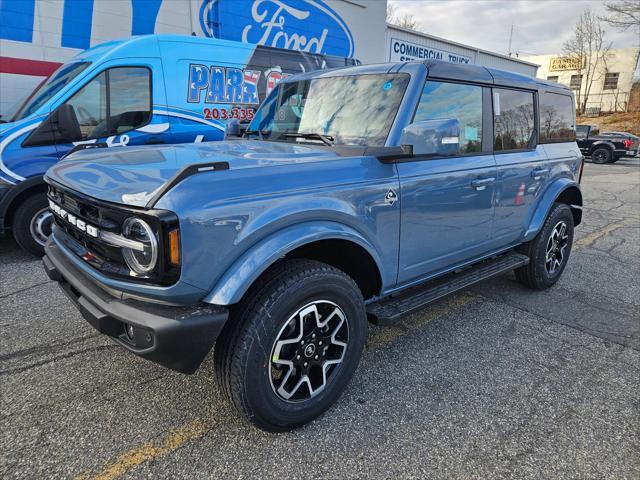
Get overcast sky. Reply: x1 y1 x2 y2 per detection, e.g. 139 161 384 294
389 0 639 58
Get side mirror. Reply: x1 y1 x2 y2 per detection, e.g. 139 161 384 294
22 104 82 147
399 119 461 157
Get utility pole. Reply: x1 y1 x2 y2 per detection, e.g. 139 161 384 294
508 24 514 57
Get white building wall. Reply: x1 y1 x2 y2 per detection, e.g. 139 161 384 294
522 48 640 113
386 25 539 76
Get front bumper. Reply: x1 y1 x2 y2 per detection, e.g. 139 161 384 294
43 242 229 374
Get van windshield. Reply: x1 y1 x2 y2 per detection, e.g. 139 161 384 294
11 62 90 122
247 73 410 146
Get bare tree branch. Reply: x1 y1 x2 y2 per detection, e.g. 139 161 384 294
563 9 611 114
600 1 640 32
386 4 420 31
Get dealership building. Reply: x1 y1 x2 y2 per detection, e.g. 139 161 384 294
0 0 537 117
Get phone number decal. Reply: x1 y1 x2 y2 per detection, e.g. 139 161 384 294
203 107 255 121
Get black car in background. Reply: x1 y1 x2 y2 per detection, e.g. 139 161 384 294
576 125 639 163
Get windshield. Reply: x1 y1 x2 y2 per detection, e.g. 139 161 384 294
247 73 410 146
11 62 90 122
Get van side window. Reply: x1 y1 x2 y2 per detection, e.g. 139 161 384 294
107 68 151 135
539 92 575 143
64 67 150 140
414 81 482 154
493 89 535 151
66 72 107 140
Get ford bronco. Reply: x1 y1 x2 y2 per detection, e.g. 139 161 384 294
42 60 583 432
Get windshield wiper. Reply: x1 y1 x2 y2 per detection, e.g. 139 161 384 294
281 132 335 146
243 129 271 140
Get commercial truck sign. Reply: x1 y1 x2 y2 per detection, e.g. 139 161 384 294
389 38 472 64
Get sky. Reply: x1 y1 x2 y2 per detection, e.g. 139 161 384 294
388 0 639 58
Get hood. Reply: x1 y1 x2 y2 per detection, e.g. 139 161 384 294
45 140 340 207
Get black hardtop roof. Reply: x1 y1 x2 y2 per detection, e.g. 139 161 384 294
422 60 571 95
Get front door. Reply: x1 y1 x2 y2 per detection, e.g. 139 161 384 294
54 60 170 158
397 80 496 284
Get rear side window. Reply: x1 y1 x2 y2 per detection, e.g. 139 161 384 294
414 81 483 154
493 88 535 151
539 92 575 143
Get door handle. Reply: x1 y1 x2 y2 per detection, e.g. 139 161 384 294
471 177 495 190
531 167 549 180
144 138 165 145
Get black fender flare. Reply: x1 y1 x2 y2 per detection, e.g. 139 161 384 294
588 141 615 155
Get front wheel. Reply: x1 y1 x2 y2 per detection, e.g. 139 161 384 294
516 203 574 290
215 259 367 432
12 193 53 256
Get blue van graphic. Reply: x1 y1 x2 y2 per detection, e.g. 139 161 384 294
0 34 356 255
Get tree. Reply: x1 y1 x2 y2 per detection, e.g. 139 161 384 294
386 4 419 30
600 1 640 32
563 10 611 114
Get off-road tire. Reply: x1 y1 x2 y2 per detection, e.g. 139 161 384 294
12 193 51 257
214 259 367 432
591 147 612 164
516 203 574 290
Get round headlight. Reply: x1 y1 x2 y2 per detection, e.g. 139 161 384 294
122 217 158 275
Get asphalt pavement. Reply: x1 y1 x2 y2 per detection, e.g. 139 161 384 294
1 158 638 479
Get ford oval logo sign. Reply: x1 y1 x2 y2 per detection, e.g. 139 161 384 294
199 0 354 58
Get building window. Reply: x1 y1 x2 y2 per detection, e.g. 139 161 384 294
569 74 582 90
603 72 619 90
547 76 559 82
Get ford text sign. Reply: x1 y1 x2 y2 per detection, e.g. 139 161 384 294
199 0 355 58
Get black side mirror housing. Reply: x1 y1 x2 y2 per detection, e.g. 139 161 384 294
22 104 82 147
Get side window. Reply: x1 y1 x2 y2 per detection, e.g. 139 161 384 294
414 81 482 154
65 72 107 140
64 67 150 140
493 88 535 151
108 68 151 135
539 92 575 143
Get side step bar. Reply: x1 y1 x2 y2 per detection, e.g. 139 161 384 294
367 252 529 326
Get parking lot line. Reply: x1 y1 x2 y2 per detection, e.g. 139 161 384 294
76 418 215 480
573 219 632 250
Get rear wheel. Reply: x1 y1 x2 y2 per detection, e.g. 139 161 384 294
516 203 574 290
591 147 612 164
214 259 367 432
12 193 52 256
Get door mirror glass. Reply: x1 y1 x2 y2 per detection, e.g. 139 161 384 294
400 119 461 157
225 119 241 137
22 104 82 147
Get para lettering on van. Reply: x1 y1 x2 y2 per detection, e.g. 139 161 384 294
187 64 291 105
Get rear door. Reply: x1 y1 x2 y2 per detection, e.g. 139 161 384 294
492 88 547 246
397 80 496 284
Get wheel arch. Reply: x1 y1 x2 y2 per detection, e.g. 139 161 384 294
204 222 385 306
589 141 614 155
0 176 47 230
524 180 582 242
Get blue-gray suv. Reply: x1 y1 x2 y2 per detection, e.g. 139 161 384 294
42 60 583 431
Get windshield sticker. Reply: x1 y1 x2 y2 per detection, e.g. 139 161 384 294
383 81 393 91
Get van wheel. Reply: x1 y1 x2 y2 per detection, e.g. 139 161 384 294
214 259 367 432
12 193 52 257
516 203 574 290
591 147 612 164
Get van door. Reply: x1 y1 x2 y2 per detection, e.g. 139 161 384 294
54 59 169 157
397 80 496 284
492 88 547 247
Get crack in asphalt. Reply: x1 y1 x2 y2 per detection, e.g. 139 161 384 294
0 345 119 376
0 280 52 300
